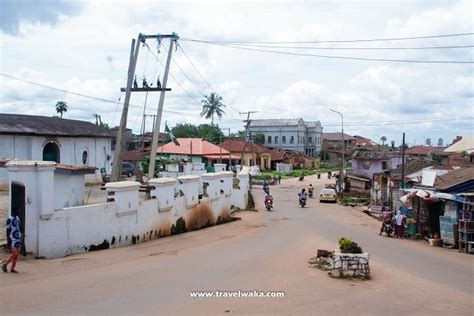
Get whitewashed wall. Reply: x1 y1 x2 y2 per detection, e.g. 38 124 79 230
7 161 248 258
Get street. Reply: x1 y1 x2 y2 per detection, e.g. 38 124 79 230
0 175 472 315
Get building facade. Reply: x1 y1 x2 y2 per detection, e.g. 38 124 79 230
247 119 322 158
0 114 114 184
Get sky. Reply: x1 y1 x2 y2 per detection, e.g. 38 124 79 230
0 0 473 147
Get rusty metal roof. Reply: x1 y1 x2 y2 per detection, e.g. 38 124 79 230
434 167 474 191
0 114 114 138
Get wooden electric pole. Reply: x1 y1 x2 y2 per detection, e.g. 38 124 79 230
110 32 177 182
239 111 258 165
111 38 141 181
148 34 178 180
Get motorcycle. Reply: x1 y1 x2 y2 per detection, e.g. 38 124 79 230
327 172 331 179
298 195 307 208
382 222 393 237
299 175 305 181
308 188 314 198
265 194 273 211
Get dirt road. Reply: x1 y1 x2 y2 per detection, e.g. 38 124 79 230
0 175 472 315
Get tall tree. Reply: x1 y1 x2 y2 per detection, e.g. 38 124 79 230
252 133 265 145
200 93 226 125
55 101 68 118
380 136 387 146
197 124 224 144
171 123 199 138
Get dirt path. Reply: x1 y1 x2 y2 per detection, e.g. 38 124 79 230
0 175 472 315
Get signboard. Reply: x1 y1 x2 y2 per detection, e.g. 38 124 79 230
439 216 456 245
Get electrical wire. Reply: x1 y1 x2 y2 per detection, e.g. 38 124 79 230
0 72 240 120
210 43 474 50
181 32 474 44
1 72 471 127
185 41 474 64
177 43 242 114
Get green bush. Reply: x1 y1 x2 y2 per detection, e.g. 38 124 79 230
338 237 363 254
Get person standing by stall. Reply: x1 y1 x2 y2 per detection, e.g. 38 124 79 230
394 210 405 239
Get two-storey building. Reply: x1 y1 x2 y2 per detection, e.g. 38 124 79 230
247 119 322 158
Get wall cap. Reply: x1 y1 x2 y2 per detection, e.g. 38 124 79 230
105 181 141 191
177 175 200 182
149 177 176 186
6 160 56 170
219 171 234 177
201 172 220 179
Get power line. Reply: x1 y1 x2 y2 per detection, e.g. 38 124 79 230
214 43 474 50
143 42 203 104
181 32 474 44
178 43 215 91
2 72 471 127
186 42 474 64
177 43 242 114
0 72 242 121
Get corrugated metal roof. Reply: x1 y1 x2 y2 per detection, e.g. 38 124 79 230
249 119 303 127
323 132 355 141
435 167 474 191
0 114 114 138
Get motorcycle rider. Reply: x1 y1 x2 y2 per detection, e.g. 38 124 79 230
379 207 394 235
308 184 314 197
298 188 308 205
263 180 270 195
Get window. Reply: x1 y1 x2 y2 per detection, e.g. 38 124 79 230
382 161 390 170
82 151 88 164
290 136 294 144
267 136 272 144
282 136 286 144
275 136 279 144
43 142 60 163
303 136 305 144
309 137 313 144
362 161 370 169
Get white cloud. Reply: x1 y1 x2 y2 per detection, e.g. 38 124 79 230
0 0 472 146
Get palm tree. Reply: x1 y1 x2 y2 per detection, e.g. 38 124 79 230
200 93 226 126
380 136 387 146
55 101 68 118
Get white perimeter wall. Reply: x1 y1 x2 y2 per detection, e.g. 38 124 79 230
7 161 250 258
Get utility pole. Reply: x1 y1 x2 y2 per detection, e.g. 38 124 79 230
147 33 179 180
222 128 231 170
401 132 406 189
239 111 258 166
111 33 175 182
111 38 141 181
330 109 344 197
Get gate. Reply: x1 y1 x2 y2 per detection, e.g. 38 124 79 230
11 182 26 256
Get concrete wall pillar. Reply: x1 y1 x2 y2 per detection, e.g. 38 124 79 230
6 160 56 255
149 178 176 212
219 171 234 197
201 173 220 201
177 175 200 208
105 181 140 215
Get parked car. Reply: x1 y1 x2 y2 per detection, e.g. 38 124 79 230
121 162 135 177
319 188 337 203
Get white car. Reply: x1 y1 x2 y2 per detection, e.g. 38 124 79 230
319 188 337 203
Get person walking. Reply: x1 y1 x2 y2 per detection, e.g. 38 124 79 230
277 174 281 184
2 214 22 273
